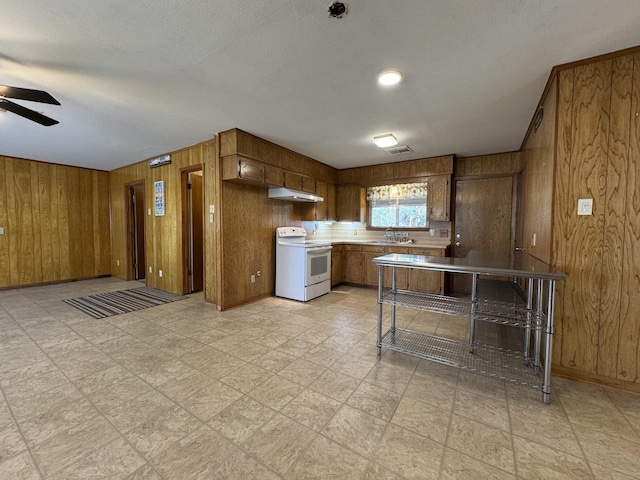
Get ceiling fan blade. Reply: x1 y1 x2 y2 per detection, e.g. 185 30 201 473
0 85 60 105
0 98 59 126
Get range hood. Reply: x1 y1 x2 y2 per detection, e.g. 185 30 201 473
268 187 323 203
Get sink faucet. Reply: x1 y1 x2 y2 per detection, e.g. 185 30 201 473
383 228 395 242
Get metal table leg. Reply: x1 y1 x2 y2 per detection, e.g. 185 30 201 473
469 273 478 353
542 280 556 404
377 265 383 356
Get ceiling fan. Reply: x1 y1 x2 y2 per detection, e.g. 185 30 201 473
0 85 60 126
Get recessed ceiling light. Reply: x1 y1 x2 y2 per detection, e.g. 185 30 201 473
373 133 398 148
377 70 402 86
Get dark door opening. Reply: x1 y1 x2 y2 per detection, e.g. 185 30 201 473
127 182 146 281
183 169 204 293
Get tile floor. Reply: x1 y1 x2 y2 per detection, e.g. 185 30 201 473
1 278 640 479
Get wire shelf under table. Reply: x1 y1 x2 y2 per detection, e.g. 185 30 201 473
379 328 542 389
379 289 544 329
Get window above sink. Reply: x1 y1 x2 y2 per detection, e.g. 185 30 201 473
366 182 428 229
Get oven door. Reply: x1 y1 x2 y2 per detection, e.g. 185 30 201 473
306 246 332 286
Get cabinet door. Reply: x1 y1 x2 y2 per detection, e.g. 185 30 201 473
337 185 363 221
331 245 343 286
300 175 316 193
363 246 386 286
343 246 364 284
427 175 451 221
407 249 444 294
264 165 285 187
315 181 328 220
238 158 265 183
284 172 303 190
327 183 337 221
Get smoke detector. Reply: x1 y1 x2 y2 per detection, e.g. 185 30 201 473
328 2 347 18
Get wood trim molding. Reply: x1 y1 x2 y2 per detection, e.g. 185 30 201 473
552 365 640 396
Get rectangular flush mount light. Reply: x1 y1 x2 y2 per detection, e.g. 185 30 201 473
373 133 398 148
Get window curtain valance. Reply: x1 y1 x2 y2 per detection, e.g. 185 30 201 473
366 182 428 201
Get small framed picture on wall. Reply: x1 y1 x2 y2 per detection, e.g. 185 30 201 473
154 181 165 216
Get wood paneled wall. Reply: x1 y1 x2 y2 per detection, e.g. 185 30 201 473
109 142 209 295
520 48 640 389
338 155 453 185
519 80 557 264
454 152 522 177
0 156 110 288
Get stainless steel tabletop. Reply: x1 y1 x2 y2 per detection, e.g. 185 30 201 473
372 250 565 281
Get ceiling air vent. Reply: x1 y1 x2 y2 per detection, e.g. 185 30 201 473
385 145 412 154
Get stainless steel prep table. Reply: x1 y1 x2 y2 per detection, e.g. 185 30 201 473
373 251 566 403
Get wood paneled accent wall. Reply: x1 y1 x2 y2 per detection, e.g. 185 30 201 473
214 129 337 309
337 155 453 185
110 142 210 295
0 156 110 288
520 47 640 390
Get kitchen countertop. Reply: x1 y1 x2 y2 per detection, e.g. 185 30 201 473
330 240 451 249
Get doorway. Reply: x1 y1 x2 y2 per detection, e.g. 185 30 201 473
126 182 146 281
182 168 204 293
451 175 516 294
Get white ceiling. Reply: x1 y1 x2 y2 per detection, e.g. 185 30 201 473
1 0 639 171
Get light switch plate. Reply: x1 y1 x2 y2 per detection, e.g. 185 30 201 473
577 198 593 216
0 227 4 235
209 205 215 214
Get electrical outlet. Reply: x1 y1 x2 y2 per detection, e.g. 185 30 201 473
159 270 163 277
577 198 593 216
530 233 537 247
353 229 358 236
0 227 4 235
116 260 120 266
149 266 152 273
148 208 151 216
250 274 256 283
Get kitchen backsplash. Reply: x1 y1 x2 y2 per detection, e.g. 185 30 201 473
301 221 451 244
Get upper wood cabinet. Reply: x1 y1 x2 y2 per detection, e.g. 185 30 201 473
300 175 316 193
264 164 285 187
315 182 328 220
327 183 337 220
337 185 364 221
284 171 303 190
427 175 451 221
222 155 266 187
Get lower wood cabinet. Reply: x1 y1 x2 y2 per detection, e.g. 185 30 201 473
343 245 364 284
363 246 386 286
407 248 444 294
331 244 344 287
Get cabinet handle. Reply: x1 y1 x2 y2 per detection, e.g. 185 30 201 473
455 242 462 247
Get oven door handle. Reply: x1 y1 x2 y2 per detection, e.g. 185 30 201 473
307 246 333 253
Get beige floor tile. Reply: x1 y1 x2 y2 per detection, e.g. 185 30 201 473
573 423 640 477
241 413 316 475
404 374 457 411
447 413 515 473
509 404 583 456
555 377 618 410
361 461 406 479
589 461 639 479
330 354 377 380
562 397 640 443
0 451 41 480
285 435 369 480
413 359 459 387
281 389 342 431
0 359 59 390
364 363 413 394
346 381 402 421
30 414 119 477
156 369 216 402
309 369 361 402
373 423 444 479
8 383 85 424
302 345 342 368
125 404 202 459
512 436 593 480
229 341 272 362
456 370 507 401
251 349 297 373
72 364 133 396
391 396 450 444
254 331 291 349
322 404 387 457
151 424 240 479
88 376 152 412
209 396 276 445
453 388 510 431
248 374 304 410
440 448 515 480
180 380 243 421
213 449 281 480
48 437 146 480
0 421 27 463
100 389 175 433
124 463 164 480
295 328 332 345
219 363 273 393
278 358 327 386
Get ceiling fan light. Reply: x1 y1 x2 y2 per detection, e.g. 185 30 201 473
373 133 398 148
377 70 402 86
